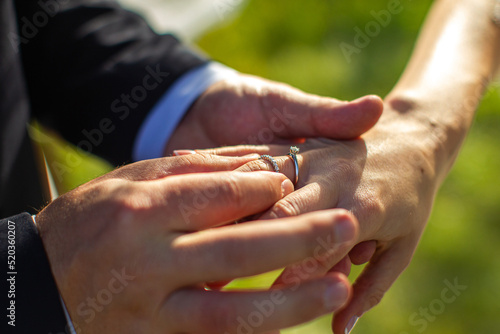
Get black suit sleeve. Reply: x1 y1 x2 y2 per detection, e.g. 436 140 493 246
1 213 70 333
16 0 208 165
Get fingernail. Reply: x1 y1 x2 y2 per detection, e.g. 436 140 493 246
324 281 349 312
281 179 294 198
173 150 196 156
345 316 359 334
334 218 356 245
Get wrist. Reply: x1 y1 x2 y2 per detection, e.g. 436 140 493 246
377 95 471 183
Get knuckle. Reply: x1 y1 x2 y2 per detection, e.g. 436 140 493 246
105 182 152 225
177 152 211 166
270 199 300 218
367 288 386 309
360 197 385 222
239 159 270 172
350 190 385 225
219 174 245 208
189 296 238 334
74 179 149 243
332 158 357 180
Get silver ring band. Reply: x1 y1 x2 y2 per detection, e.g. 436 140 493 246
287 146 299 185
260 155 280 173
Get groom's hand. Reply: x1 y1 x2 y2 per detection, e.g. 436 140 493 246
164 74 383 154
37 154 360 333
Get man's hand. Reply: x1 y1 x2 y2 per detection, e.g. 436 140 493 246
35 154 360 333
195 100 445 333
164 74 384 154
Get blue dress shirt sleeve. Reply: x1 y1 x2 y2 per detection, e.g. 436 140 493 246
132 62 238 161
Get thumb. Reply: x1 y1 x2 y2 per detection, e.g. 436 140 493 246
262 90 383 139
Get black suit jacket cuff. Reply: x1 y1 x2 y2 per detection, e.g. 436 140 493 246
1 213 70 333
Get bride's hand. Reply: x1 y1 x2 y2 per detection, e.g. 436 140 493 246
195 100 444 333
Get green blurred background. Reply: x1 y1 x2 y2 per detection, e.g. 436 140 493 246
39 0 500 333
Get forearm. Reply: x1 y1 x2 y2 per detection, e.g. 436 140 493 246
384 0 500 180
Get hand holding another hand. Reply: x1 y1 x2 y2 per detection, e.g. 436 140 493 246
36 153 360 333
198 100 444 333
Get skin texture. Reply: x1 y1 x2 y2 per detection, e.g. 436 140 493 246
186 0 500 332
36 154 361 333
164 74 384 155
32 43 386 333
197 116 438 333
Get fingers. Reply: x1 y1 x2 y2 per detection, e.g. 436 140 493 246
162 273 352 334
236 154 304 187
169 210 358 285
349 241 377 265
193 144 287 157
259 182 339 220
332 240 415 334
262 90 383 139
185 147 303 193
147 171 294 231
234 152 338 218
327 256 352 277
272 241 376 288
269 207 352 285
107 153 260 181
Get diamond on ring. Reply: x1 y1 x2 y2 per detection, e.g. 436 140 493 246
287 146 299 185
290 146 300 155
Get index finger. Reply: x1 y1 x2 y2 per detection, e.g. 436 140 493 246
106 153 261 181
144 171 294 231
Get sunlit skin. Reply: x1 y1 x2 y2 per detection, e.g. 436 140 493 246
164 74 384 155
36 154 361 333
185 0 500 332
32 16 390 333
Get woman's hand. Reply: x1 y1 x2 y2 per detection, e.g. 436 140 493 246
195 100 446 333
36 153 360 333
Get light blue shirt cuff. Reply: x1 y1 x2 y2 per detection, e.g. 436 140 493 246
132 62 238 161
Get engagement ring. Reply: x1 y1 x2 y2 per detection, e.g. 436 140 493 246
287 146 299 185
